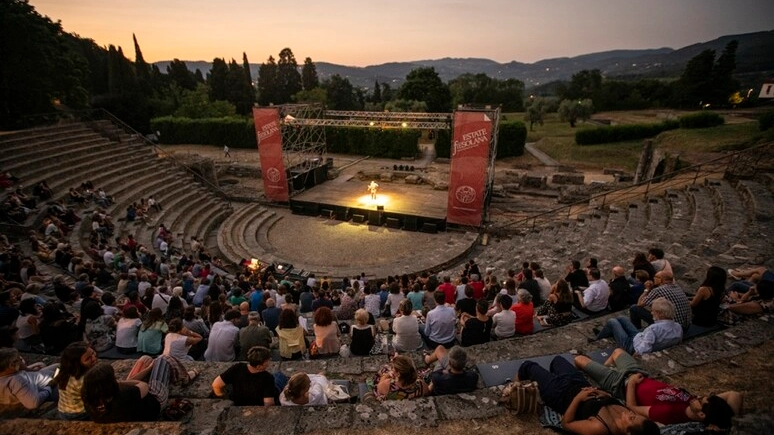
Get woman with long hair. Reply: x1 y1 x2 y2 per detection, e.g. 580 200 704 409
536 279 575 327
374 354 428 401
276 308 306 360
82 355 194 423
311 306 340 358
690 266 726 327
53 342 98 420
136 308 167 356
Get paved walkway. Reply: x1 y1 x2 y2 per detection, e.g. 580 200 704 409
524 142 559 166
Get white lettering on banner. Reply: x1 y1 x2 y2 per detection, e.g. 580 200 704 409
452 127 488 156
257 121 280 142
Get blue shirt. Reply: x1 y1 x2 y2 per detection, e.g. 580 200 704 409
250 290 263 312
633 319 683 354
424 305 456 344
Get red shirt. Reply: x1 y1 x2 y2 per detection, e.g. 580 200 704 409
469 281 485 300
437 283 456 305
510 302 534 335
635 377 693 424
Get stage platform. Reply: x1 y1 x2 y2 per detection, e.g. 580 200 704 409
289 176 448 232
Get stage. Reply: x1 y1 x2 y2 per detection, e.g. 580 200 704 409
289 175 448 232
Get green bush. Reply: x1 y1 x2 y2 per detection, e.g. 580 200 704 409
575 120 679 145
435 129 451 159
325 127 421 159
151 116 256 148
759 110 774 131
498 121 527 158
433 121 526 159
678 111 725 129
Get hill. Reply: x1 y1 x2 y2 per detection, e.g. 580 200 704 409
154 30 774 90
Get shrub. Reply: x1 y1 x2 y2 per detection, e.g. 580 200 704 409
575 120 679 145
678 111 725 129
325 127 421 159
151 116 256 148
759 110 774 131
433 121 526 159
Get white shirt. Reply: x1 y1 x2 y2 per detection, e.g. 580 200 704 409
455 284 467 302
279 374 328 406
115 318 142 348
204 320 240 362
103 250 114 265
536 277 552 303
583 280 610 312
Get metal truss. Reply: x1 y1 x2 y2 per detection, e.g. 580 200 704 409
278 104 327 173
285 118 451 130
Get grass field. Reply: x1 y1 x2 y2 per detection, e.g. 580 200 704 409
502 110 770 172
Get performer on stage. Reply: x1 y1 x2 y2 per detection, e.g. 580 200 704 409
368 181 379 200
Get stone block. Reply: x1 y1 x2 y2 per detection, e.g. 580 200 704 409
0 420 183 435
434 388 505 420
551 173 585 185
295 403 353 432
218 406 301 435
521 175 547 189
352 397 438 428
325 356 364 375
380 172 394 182
183 398 232 435
405 175 421 184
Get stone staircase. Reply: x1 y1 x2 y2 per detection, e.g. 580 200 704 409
1 123 773 434
0 121 232 264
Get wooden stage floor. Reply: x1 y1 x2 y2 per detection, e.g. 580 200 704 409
292 177 448 220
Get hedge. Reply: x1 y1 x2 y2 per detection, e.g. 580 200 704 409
324 127 421 159
758 110 774 131
151 116 256 148
149 116 525 160
678 111 725 129
575 120 679 145
434 121 526 159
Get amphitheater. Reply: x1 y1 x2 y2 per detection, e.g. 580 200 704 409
0 118 773 435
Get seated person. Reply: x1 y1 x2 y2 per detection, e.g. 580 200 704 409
575 348 741 430
310 306 340 358
727 279 774 316
574 268 610 313
82 355 195 423
374 354 428 401
211 346 285 406
350 309 376 356
490 294 516 340
0 348 58 409
424 345 478 396
421 290 457 349
511 289 535 335
536 279 574 327
459 299 492 347
517 355 658 435
592 297 682 355
279 371 329 406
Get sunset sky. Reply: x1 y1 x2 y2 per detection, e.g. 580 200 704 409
30 0 774 67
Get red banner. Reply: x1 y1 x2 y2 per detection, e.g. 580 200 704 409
446 111 492 226
253 107 289 202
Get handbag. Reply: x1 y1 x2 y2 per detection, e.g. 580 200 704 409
498 380 539 414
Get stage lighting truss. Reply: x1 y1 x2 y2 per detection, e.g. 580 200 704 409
278 104 328 173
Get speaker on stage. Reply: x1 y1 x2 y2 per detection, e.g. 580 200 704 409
368 210 382 226
352 214 366 223
386 217 401 229
421 222 437 234
404 216 418 231
376 205 384 211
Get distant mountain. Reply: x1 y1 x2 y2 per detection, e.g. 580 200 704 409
154 30 774 90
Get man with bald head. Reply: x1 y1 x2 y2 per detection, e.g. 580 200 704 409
630 271 692 331
608 266 632 311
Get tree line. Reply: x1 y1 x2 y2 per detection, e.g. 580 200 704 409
1 0 750 132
